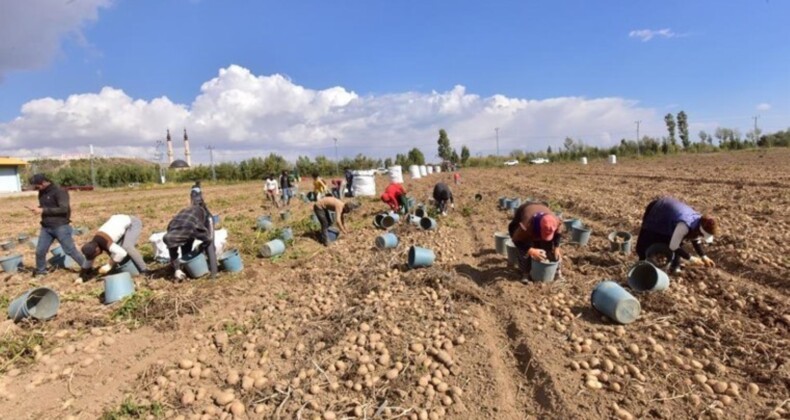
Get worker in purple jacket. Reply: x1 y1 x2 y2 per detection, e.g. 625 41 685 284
635 196 717 274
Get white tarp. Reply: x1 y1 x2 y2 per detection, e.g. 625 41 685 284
149 228 228 262
352 170 377 196
389 165 404 184
408 165 421 179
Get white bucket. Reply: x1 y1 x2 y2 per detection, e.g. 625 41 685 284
608 155 617 164
409 165 421 179
389 165 404 184
352 170 377 196
419 165 428 176
581 157 588 165
426 166 434 175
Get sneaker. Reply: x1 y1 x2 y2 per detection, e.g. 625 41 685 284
519 277 530 284
174 269 186 281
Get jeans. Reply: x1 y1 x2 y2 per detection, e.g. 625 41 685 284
35 225 87 274
281 187 294 205
313 205 333 245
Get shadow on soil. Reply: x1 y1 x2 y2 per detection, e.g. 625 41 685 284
454 262 519 287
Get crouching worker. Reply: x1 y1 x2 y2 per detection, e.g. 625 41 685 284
313 196 359 246
80 214 148 281
508 202 563 283
380 182 410 214
635 196 716 274
432 182 454 216
163 203 218 280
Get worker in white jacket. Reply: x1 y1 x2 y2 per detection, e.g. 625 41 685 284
80 214 148 279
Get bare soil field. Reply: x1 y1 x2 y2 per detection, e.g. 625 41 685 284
0 149 787 419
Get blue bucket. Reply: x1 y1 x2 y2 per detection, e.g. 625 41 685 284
280 211 290 221
475 193 483 202
627 262 669 292
1 240 15 251
260 239 286 258
408 215 421 225
419 217 437 230
103 272 135 304
608 231 633 254
508 198 521 209
505 240 519 267
498 197 507 209
375 233 399 249
571 225 592 246
212 214 221 226
591 281 641 324
257 218 274 231
17 234 29 244
494 232 509 255
326 228 340 243
182 252 209 278
408 246 435 268
49 254 79 270
28 237 39 249
502 199 512 210
306 191 317 202
530 259 558 282
220 249 244 273
116 259 140 277
8 287 60 321
279 227 294 242
414 207 427 218
381 213 399 229
0 254 23 273
374 214 387 228
51 246 64 257
562 218 581 232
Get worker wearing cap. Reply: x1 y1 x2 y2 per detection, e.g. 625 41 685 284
636 196 717 274
80 214 148 281
508 202 563 283
380 182 410 214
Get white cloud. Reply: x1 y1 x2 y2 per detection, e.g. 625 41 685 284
0 64 659 163
629 28 679 42
0 0 111 78
756 103 771 111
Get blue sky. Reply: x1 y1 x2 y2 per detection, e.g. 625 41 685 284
1 0 787 161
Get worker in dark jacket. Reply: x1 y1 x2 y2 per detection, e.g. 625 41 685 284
190 180 203 205
508 202 563 283
163 203 218 280
279 170 295 206
26 174 89 280
344 168 354 197
432 182 454 216
636 196 717 274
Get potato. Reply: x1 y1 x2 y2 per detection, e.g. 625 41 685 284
747 383 759 395
229 400 245 416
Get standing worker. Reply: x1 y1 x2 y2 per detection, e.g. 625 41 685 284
279 170 295 206
26 174 89 280
432 182 454 216
163 202 218 280
80 214 148 280
264 174 281 208
344 167 354 197
508 202 563 283
635 196 717 274
453 172 461 185
380 182 411 214
313 196 358 246
313 173 329 198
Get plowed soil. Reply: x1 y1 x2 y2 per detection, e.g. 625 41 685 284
0 149 788 420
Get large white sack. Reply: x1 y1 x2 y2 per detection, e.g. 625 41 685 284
389 165 404 184
352 170 377 196
426 166 434 175
149 228 228 262
434 165 442 173
419 165 428 176
408 165 421 179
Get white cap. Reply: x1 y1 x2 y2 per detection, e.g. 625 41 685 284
700 225 714 244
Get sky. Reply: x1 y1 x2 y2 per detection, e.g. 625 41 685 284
0 0 788 164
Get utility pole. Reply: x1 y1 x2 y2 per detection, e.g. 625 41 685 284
206 145 217 181
333 137 339 175
752 115 760 143
495 127 499 157
635 120 641 156
89 144 96 187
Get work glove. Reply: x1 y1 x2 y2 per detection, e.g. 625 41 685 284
688 256 704 266
174 269 187 281
98 264 113 275
451 203 455 209
528 248 547 262
702 256 715 267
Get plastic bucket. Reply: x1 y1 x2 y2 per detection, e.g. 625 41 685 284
0 254 23 273
375 233 399 250
530 259 558 282
306 191 317 202
326 228 340 243
591 281 641 324
408 215 421 225
563 218 581 232
257 218 274 231
571 225 592 246
212 215 221 226
508 198 521 209
408 246 435 268
494 232 509 255
8 287 60 321
182 252 209 279
260 239 286 258
419 217 437 230
505 240 519 267
116 259 140 277
17 234 29 244
414 207 427 218
475 193 483 202
28 237 39 248
1 241 15 251
373 214 387 228
608 231 633 254
645 243 673 268
498 197 507 209
219 249 244 273
51 246 64 256
502 199 512 210
49 255 79 270
280 211 290 221
279 227 294 242
103 272 135 304
627 261 670 292
381 214 399 229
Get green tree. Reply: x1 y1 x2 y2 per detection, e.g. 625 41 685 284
664 113 677 147
450 149 460 164
384 158 393 168
437 129 453 161
407 148 425 165
460 146 470 164
698 130 709 145
546 146 553 155
677 111 690 149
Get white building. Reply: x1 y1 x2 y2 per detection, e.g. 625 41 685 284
0 158 27 193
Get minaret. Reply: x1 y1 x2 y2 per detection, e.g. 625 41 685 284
166 129 174 164
183 128 192 167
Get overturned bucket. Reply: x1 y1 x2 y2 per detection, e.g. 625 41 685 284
627 261 669 292
279 227 294 242
381 213 399 229
182 252 209 279
17 233 29 244
474 193 483 202
498 197 507 209
326 228 341 244
408 246 435 268
414 207 427 218
49 254 79 270
219 248 244 273
419 217 437 230
507 198 521 210
103 272 135 304
591 281 641 324
51 246 64 257
0 254 23 273
530 259 558 282
505 240 519 267
1 240 15 251
260 239 286 258
8 287 60 321
375 233 399 250
562 218 581 232
494 232 509 256
257 217 274 231
116 259 140 277
608 231 633 254
373 213 387 228
571 225 592 246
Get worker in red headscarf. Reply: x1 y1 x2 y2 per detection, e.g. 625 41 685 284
508 202 563 283
380 182 411 214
